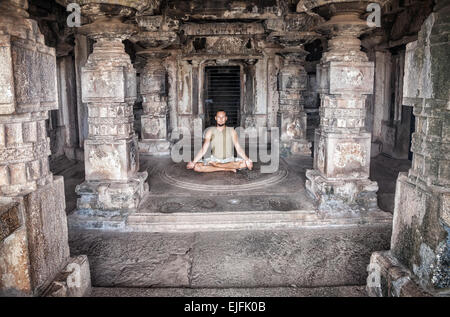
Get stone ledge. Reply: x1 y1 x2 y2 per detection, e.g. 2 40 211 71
127 209 392 233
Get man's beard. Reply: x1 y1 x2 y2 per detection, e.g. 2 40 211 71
217 123 225 127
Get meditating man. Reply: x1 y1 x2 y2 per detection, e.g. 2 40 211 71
186 110 253 173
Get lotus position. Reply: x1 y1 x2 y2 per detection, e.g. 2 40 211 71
186 110 253 173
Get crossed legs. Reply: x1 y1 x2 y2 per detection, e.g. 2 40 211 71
193 162 237 173
210 160 253 170
190 159 253 173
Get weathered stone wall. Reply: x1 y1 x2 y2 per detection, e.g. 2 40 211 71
0 177 70 296
368 0 449 296
392 2 449 291
0 0 90 296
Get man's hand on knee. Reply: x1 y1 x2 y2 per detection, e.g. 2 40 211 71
246 159 253 170
186 161 195 169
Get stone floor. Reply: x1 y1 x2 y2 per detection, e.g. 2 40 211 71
50 153 408 294
91 285 367 297
69 225 390 288
52 153 411 215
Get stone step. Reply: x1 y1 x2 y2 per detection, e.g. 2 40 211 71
127 209 393 232
69 218 392 289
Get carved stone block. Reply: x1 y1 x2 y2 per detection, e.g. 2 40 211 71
84 138 138 181
141 115 168 140
279 111 307 142
313 130 371 179
317 61 374 95
278 66 307 91
82 68 126 103
0 177 71 296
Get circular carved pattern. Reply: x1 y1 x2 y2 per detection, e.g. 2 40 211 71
160 162 288 192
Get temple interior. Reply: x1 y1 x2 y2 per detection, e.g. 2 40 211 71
0 0 448 297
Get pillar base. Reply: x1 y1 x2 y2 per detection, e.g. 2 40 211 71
139 140 171 156
75 171 148 212
305 169 379 213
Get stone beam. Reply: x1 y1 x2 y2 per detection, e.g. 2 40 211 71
181 22 265 36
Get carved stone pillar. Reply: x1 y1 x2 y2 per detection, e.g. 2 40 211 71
129 15 178 154
278 48 311 155
306 5 378 213
138 50 171 155
0 0 90 296
74 4 148 214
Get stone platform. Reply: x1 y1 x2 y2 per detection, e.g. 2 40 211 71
68 156 392 232
66 155 393 288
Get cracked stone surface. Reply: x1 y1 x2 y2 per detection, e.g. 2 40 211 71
69 225 390 288
190 227 391 288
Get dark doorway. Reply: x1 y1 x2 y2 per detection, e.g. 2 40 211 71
204 66 241 127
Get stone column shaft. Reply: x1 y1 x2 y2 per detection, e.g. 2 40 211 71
306 10 378 213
